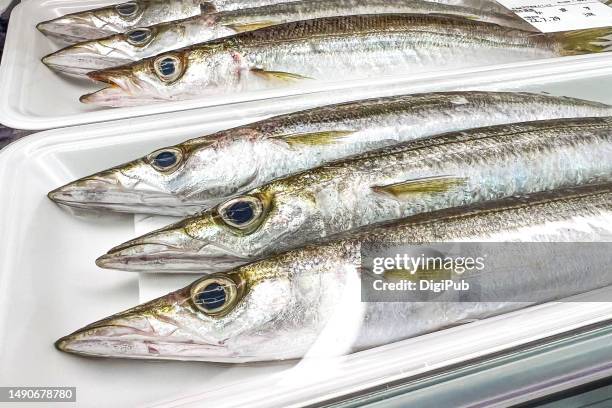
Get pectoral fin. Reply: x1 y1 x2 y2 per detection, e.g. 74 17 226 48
251 68 311 82
275 130 355 147
226 21 277 33
372 176 467 200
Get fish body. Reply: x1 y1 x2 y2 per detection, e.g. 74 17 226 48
48 92 612 216
96 116 612 273
80 14 612 107
36 0 300 44
43 0 531 76
56 183 612 362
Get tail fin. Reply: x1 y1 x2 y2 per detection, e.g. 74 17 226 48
557 28 612 55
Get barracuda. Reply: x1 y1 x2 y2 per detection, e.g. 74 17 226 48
96 116 612 273
36 0 300 44
42 0 532 76
48 92 612 216
79 14 612 107
56 183 612 362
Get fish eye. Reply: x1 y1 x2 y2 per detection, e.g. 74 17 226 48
147 148 182 172
116 2 139 18
191 275 243 316
153 55 184 83
126 28 153 46
218 196 264 230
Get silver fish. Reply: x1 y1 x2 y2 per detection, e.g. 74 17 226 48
80 14 612 107
56 183 612 362
36 0 300 44
42 0 532 76
48 92 612 216
96 116 612 273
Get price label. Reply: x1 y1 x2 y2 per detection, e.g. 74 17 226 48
495 0 612 32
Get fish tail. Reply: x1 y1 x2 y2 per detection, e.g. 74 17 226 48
557 28 612 54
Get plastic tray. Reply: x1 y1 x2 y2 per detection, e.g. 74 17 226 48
1 65 612 408
2 0 612 130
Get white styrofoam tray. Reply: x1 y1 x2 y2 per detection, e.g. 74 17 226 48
2 0 612 130
1 64 612 408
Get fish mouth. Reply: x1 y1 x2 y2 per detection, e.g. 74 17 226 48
87 66 135 84
55 335 229 361
55 288 235 361
96 223 250 273
96 240 248 273
81 68 161 107
80 86 137 107
37 14 122 44
48 174 188 215
42 43 134 76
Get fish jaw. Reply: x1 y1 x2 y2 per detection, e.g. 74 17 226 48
81 46 246 107
37 12 124 44
82 64 175 107
47 169 189 215
55 287 238 362
95 221 249 273
80 86 158 107
97 188 321 273
42 41 134 76
56 269 303 362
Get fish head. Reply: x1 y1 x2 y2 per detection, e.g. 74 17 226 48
96 180 323 272
42 34 142 76
37 1 152 43
80 45 243 107
56 257 344 362
48 145 198 215
48 132 263 215
42 15 218 75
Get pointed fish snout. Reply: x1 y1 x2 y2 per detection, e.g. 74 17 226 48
48 173 122 206
96 243 177 270
37 12 122 43
87 66 134 84
83 66 143 106
43 43 132 75
55 313 152 356
48 168 188 212
96 226 200 272
97 223 248 274
54 287 229 360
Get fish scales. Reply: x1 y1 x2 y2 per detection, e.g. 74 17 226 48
42 0 531 76
37 0 303 43
96 117 612 274
49 92 612 216
222 14 554 50
56 183 612 362
80 14 612 106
